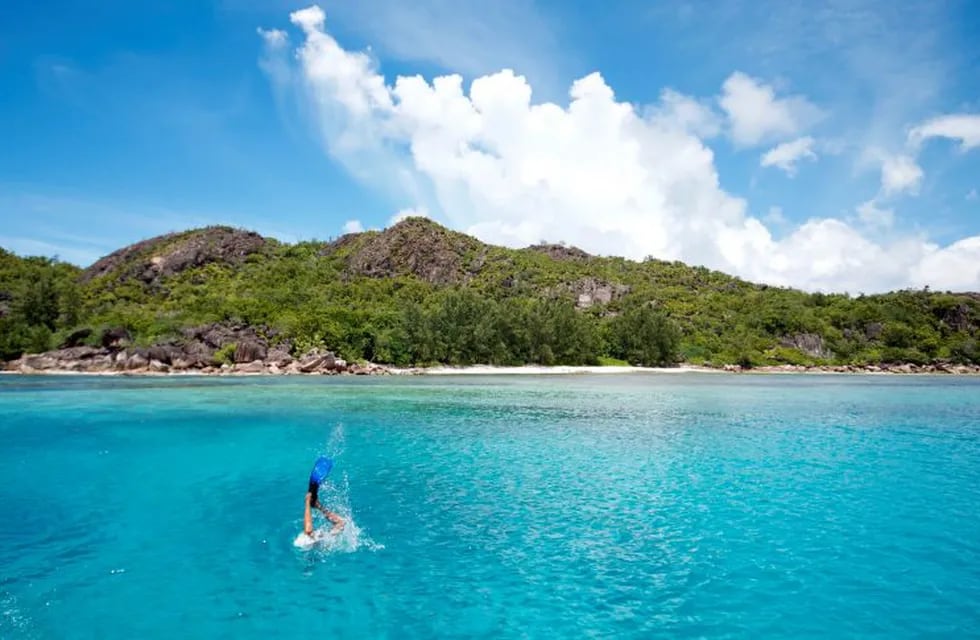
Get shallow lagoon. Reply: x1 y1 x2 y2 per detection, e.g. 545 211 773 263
2 373 979 638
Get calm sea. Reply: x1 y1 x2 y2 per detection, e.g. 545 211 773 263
1 373 979 638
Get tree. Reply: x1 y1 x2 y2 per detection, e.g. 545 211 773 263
608 303 680 367
19 270 59 330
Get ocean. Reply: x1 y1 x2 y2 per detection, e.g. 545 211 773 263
1 373 978 638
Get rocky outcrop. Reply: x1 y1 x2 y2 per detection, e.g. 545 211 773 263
3 332 388 376
939 302 977 333
569 277 630 309
322 217 485 285
60 328 93 348
102 327 132 349
779 333 832 359
234 340 267 364
525 243 593 262
81 226 269 286
147 345 183 365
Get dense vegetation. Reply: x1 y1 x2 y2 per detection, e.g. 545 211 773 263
0 249 83 361
1 219 978 368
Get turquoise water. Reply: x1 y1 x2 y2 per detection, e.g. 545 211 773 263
1 373 979 638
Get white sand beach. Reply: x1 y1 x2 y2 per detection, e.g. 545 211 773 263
403 364 715 375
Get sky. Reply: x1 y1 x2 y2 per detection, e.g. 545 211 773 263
1 0 979 293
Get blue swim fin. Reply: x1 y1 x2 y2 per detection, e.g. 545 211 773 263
309 456 334 484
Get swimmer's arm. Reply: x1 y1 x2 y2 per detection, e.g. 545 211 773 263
318 506 345 533
303 492 314 535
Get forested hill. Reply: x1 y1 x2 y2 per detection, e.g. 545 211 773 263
1 217 979 369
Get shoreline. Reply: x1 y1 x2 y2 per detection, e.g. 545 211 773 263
401 364 717 375
3 362 979 377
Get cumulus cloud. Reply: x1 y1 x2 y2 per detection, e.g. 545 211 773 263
880 154 923 196
760 136 817 176
856 199 894 229
910 236 980 291
764 206 787 225
389 206 429 225
647 89 722 138
909 114 980 151
263 6 980 293
719 72 821 147
257 28 289 49
342 219 364 233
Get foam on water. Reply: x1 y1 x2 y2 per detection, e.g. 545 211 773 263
293 517 383 554
292 479 384 555
0 591 39 640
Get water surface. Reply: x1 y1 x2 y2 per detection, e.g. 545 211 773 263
1 373 979 638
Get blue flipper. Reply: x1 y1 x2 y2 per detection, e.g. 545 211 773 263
309 456 333 485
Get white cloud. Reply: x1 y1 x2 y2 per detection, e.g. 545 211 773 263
256 28 288 49
719 72 821 146
909 114 980 151
910 236 980 291
267 6 980 293
880 154 923 196
389 206 429 226
856 199 894 229
342 219 364 233
760 136 817 176
764 206 787 225
291 5 326 31
647 89 722 138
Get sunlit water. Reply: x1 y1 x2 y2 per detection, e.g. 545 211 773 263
1 373 979 638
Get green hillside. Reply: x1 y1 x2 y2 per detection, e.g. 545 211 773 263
2 218 978 367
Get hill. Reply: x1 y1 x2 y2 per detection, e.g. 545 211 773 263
1 218 978 370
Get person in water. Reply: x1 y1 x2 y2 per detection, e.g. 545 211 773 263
304 456 345 536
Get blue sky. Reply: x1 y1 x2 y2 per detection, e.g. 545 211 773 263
1 0 979 292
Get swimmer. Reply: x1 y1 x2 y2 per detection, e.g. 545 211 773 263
304 456 345 536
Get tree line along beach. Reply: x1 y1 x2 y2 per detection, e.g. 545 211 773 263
2 218 979 376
